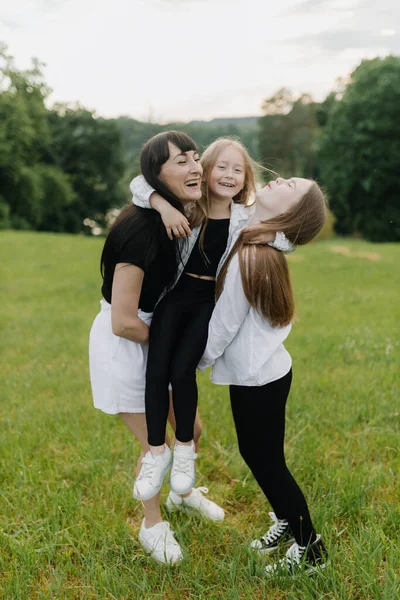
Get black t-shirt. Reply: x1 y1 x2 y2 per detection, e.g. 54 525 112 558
184 218 230 277
101 211 175 313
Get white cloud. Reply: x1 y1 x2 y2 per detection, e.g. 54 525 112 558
1 0 399 121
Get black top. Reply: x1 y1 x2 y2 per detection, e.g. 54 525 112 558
184 218 230 277
101 212 176 313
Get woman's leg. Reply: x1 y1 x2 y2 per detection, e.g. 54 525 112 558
119 412 169 527
119 413 184 564
229 371 317 547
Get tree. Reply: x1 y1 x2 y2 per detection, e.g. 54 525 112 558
318 56 400 241
0 43 75 230
116 116 261 192
258 88 319 179
47 105 126 232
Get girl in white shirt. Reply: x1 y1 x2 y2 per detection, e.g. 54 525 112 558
199 176 329 576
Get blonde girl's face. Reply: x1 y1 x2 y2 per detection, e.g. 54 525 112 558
256 177 311 217
207 145 246 200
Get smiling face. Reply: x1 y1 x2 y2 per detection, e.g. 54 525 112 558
255 177 312 218
207 145 246 200
159 142 203 204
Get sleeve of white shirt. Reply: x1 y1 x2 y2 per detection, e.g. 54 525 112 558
130 175 154 209
199 254 250 370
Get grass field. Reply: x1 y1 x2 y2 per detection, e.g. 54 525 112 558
1 231 399 600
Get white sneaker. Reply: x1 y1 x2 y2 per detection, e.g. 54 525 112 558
139 520 183 565
265 534 328 576
133 445 172 501
169 442 197 495
166 487 225 522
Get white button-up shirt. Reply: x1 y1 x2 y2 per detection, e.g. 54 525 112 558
198 253 292 386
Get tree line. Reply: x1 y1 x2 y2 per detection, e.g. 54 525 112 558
0 42 399 242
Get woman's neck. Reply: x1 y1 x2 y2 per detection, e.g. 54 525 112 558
208 194 232 219
249 204 274 225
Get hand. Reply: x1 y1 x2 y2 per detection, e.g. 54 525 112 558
241 225 275 245
160 205 192 241
198 358 213 371
149 192 192 240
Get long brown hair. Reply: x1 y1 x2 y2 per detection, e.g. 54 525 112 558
216 181 327 327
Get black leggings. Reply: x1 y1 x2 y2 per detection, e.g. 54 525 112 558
145 274 215 446
230 370 317 546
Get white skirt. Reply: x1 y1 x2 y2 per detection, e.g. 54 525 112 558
89 299 153 414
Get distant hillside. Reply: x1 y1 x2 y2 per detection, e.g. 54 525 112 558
188 116 259 127
117 115 262 187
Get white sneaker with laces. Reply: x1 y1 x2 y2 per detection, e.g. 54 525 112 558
166 487 225 522
265 534 328 576
251 512 295 554
169 442 197 495
139 520 183 565
133 445 172 501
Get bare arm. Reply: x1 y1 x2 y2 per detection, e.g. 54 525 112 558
130 175 191 240
111 263 149 344
150 194 192 240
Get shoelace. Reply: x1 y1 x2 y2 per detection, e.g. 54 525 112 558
164 528 179 548
261 512 289 544
280 542 306 570
172 449 197 475
151 523 178 550
138 456 157 480
172 455 192 475
186 487 209 507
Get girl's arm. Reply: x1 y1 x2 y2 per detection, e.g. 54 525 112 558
130 175 154 208
130 175 192 240
198 254 250 369
111 263 149 343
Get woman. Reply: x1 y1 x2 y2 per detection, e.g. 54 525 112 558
89 131 223 566
199 176 329 575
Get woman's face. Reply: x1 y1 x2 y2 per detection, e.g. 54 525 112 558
208 145 245 200
256 177 311 217
159 142 203 204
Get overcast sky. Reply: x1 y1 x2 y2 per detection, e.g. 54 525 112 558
1 0 399 122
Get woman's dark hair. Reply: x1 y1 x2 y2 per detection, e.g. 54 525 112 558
140 130 198 213
101 131 198 292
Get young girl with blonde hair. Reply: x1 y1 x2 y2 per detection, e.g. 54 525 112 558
130 137 282 502
199 176 329 575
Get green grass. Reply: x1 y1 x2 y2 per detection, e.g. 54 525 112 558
1 231 399 600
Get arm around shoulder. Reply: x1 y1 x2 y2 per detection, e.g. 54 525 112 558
130 175 191 240
130 176 154 209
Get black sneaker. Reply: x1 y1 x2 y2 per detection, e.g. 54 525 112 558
251 512 295 554
265 534 328 576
